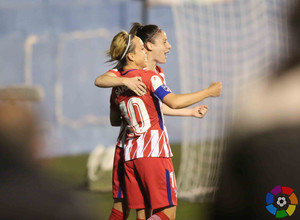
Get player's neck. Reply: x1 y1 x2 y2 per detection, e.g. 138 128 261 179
145 60 157 71
123 63 140 71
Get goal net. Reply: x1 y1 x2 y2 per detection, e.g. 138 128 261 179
171 0 297 201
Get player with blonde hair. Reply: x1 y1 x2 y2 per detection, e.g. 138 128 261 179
101 28 221 220
95 24 221 220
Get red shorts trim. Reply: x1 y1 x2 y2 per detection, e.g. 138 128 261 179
112 146 125 199
124 157 177 210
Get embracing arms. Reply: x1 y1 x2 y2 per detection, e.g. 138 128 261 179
162 104 208 118
95 71 146 96
162 82 222 109
110 109 122 126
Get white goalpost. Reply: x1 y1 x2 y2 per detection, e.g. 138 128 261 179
171 0 297 201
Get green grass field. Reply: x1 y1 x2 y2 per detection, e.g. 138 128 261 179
41 145 210 219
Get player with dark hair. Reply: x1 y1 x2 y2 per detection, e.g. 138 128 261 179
96 24 221 220
103 29 221 220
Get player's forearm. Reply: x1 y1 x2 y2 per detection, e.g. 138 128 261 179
163 89 210 109
162 104 193 116
110 110 122 126
95 75 124 88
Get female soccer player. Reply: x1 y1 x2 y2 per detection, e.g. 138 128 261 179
104 29 221 220
95 24 221 220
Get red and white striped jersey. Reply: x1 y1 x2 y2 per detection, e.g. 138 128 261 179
155 65 167 84
108 65 168 149
110 68 173 161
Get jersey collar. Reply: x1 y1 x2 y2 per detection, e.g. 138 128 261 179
121 69 137 76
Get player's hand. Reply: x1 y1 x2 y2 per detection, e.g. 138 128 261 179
207 82 222 97
191 105 208 118
123 77 147 96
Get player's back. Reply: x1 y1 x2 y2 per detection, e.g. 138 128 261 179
116 69 163 135
113 68 172 161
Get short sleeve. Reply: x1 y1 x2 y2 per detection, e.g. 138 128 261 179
108 69 121 77
148 73 172 101
156 65 167 84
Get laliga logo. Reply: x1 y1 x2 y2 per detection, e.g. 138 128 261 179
266 185 298 218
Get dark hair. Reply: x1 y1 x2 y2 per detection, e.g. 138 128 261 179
129 22 161 44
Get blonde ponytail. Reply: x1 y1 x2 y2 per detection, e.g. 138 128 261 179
106 30 135 66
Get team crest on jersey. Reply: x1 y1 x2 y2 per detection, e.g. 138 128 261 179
151 75 163 90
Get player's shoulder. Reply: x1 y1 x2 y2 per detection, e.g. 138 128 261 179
145 69 157 75
142 69 161 80
143 70 165 89
155 65 164 74
120 68 143 77
108 68 121 77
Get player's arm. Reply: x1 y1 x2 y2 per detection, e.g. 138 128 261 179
94 71 147 96
110 109 122 126
162 104 208 118
162 82 222 109
109 88 122 126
